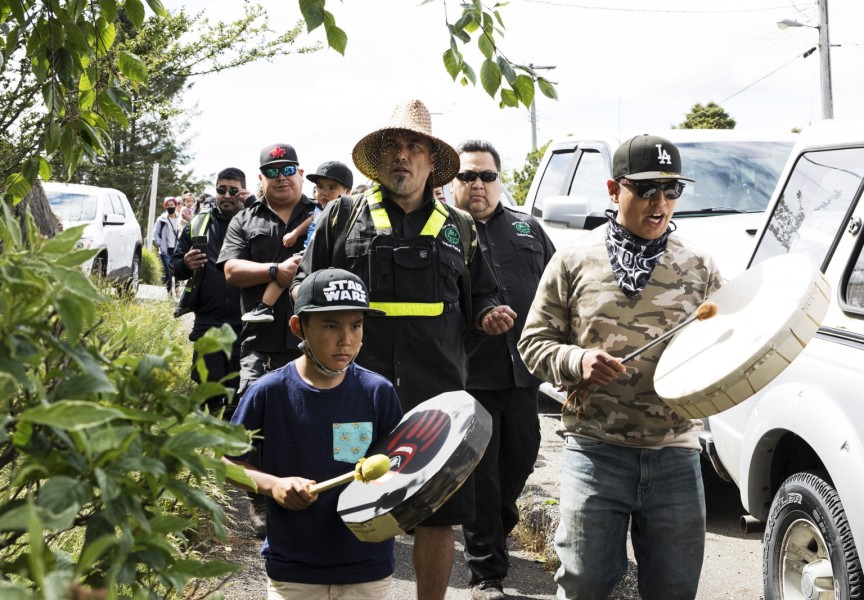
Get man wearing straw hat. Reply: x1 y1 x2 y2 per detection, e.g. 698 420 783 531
292 99 516 600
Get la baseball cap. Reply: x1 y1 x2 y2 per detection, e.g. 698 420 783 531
260 143 299 168
612 134 694 181
306 161 354 190
293 268 384 316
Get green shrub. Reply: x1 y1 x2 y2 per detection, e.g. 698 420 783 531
0 204 252 598
141 245 163 285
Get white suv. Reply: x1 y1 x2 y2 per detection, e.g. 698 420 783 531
43 182 143 294
704 120 864 598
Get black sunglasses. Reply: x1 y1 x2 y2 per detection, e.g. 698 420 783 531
618 178 686 200
216 186 240 196
455 171 499 183
261 165 298 179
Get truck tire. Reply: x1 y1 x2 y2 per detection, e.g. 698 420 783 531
763 471 862 599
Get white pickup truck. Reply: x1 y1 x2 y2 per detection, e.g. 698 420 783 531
703 120 864 599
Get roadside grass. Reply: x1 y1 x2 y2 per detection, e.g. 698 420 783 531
513 496 560 570
141 245 163 285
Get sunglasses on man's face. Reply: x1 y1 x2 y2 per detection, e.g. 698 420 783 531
216 186 240 196
261 165 298 179
455 170 499 183
618 178 686 200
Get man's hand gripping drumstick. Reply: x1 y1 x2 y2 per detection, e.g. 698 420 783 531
566 302 719 412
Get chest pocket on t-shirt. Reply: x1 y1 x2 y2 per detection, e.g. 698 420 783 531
332 422 374 463
247 227 277 263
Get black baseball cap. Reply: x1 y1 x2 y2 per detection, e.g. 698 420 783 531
306 161 354 190
612 135 694 181
260 143 299 168
293 268 384 316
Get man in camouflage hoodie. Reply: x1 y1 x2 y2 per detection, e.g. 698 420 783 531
518 134 723 600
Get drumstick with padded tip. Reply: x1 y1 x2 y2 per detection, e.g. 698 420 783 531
307 454 391 494
620 301 719 365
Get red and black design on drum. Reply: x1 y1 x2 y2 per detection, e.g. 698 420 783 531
386 409 451 475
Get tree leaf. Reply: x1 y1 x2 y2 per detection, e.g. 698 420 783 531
477 31 494 59
299 0 325 32
500 87 519 107
538 76 558 100
125 0 145 29
143 0 166 16
461 62 477 85
497 55 516 85
117 50 147 83
512 74 535 108
97 0 117 23
480 59 501 97
322 11 347 55
18 401 126 432
442 48 460 80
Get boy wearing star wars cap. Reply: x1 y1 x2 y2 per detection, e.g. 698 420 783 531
519 134 723 599
224 268 403 599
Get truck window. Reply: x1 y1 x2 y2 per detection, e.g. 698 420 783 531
751 147 864 269
567 149 609 215
532 150 573 218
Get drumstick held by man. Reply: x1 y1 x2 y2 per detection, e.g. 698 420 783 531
518 134 724 599
222 268 403 599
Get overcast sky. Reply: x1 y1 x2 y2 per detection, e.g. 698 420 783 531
164 0 864 194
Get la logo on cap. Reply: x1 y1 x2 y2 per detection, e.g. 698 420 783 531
323 279 368 304
656 144 672 165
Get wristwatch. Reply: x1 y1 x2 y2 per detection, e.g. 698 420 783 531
268 263 278 281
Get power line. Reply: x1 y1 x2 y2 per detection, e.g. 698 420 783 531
522 0 795 14
721 47 816 103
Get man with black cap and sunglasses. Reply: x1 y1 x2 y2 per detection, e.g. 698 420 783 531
519 134 723 599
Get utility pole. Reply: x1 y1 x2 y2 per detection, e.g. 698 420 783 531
777 0 833 120
145 163 159 251
817 0 833 119
529 63 556 151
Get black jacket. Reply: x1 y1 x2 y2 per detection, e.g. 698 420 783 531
466 203 556 389
171 208 242 340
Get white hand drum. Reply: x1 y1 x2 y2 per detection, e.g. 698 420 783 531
654 253 831 419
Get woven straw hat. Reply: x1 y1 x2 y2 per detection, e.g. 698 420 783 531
352 99 459 188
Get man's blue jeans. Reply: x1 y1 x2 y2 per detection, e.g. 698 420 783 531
555 435 705 600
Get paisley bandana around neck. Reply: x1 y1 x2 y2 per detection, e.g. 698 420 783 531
604 210 673 298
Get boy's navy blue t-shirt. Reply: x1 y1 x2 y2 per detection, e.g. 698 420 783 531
230 361 403 584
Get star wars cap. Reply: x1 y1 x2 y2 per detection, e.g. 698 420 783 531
293 268 384 316
259 143 299 168
612 134 694 181
306 161 354 190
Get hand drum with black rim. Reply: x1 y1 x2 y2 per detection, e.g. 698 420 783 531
336 390 492 542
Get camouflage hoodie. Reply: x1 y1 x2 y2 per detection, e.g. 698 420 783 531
517 226 723 448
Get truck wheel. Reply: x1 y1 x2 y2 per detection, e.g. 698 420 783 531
763 471 862 599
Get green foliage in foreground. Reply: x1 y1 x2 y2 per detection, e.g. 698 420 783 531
0 204 255 598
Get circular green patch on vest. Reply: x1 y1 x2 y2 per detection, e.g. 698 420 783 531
514 222 531 234
443 224 461 245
